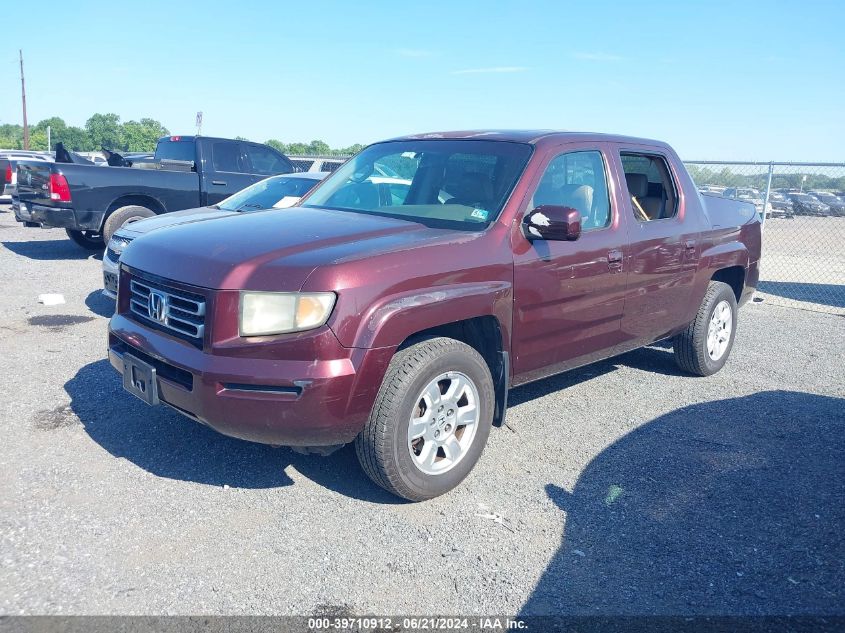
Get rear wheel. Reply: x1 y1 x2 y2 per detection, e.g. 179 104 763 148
673 281 738 376
103 205 155 243
355 337 495 501
65 228 105 251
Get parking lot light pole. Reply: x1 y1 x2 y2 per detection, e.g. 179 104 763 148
20 49 29 150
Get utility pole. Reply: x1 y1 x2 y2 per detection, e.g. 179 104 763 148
20 50 30 150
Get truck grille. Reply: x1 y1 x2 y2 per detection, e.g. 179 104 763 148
128 276 206 344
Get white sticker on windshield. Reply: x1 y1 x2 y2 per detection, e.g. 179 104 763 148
273 196 301 209
471 208 490 221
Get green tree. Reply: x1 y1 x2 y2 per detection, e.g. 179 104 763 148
122 118 169 152
307 139 331 155
285 142 310 155
265 139 287 153
85 113 123 150
60 126 93 151
340 143 364 155
0 123 24 149
31 117 92 151
33 117 67 147
29 129 49 150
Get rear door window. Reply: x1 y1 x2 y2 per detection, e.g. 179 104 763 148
620 153 679 221
212 142 246 173
244 144 293 175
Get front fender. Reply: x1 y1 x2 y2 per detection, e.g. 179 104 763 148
333 281 513 350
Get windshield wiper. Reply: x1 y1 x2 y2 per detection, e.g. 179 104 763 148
237 203 265 212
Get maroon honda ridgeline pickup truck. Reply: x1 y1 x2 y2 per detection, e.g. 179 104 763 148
109 131 761 500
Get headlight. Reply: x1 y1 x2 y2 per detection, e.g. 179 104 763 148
108 234 133 256
239 291 336 336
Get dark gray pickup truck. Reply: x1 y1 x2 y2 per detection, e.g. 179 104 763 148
13 136 295 249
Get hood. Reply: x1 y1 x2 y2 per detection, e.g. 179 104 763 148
119 206 237 237
120 206 461 291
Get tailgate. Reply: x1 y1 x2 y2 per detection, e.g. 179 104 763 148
16 161 58 207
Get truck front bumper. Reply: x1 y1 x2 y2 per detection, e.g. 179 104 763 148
101 247 119 299
108 315 394 447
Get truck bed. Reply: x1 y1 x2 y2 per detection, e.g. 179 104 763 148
15 162 200 232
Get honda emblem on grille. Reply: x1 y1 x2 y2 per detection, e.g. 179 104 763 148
148 291 168 323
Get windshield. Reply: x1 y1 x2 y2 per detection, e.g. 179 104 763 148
218 176 321 212
301 139 533 228
791 194 815 202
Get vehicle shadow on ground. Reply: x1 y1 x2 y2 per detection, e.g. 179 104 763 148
520 390 845 616
758 281 845 309
85 289 115 318
64 359 403 504
1 239 102 261
508 343 682 407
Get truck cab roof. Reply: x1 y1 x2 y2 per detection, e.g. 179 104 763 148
390 130 670 149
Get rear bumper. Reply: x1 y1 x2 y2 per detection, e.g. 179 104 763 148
11 198 33 222
26 203 79 229
108 314 395 447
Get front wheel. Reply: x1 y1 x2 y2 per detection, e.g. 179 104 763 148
355 337 495 501
673 281 738 376
65 228 105 251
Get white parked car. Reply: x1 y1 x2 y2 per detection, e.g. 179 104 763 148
1 151 53 201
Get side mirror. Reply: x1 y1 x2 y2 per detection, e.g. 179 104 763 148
522 205 581 241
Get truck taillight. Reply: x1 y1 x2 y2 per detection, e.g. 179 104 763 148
4 163 10 183
49 173 72 202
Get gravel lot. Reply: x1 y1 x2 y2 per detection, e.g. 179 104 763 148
0 207 842 616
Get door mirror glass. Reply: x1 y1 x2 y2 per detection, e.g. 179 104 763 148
523 205 582 241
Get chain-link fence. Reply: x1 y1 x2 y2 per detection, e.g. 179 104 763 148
289 155 351 173
684 161 845 315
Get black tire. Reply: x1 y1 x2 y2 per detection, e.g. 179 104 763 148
355 337 495 501
65 228 105 251
673 281 738 376
103 205 155 243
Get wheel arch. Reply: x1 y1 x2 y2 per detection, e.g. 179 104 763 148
397 316 509 428
711 265 745 302
100 194 165 230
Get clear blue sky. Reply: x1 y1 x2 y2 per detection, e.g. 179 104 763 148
2 0 843 160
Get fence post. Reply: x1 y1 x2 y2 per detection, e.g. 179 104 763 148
761 161 774 226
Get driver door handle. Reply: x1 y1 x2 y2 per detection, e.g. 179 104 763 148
608 249 623 271
212 180 227 186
